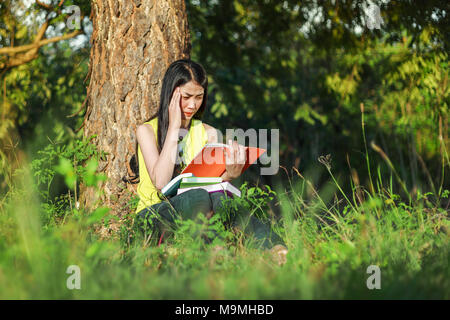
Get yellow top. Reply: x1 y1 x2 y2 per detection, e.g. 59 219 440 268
135 117 209 213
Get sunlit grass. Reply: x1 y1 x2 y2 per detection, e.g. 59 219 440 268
0 149 448 299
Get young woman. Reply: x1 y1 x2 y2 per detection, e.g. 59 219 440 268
134 59 287 262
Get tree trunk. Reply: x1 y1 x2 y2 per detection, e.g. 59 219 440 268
81 0 191 230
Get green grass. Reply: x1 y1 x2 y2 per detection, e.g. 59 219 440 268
0 154 448 299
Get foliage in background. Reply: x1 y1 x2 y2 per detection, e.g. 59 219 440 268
0 0 90 194
186 0 449 198
1 0 448 205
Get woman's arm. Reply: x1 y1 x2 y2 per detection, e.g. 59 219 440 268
203 123 220 144
136 124 180 191
137 88 182 191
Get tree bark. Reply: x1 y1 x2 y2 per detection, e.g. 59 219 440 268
81 0 191 227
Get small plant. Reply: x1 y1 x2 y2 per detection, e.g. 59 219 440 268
217 182 277 224
29 135 108 226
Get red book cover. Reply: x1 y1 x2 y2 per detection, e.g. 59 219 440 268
181 143 266 178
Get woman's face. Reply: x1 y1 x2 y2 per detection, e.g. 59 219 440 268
178 80 204 120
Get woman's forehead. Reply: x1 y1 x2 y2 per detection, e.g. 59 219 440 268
180 81 204 95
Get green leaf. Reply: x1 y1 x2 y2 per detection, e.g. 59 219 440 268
87 207 110 224
15 26 28 39
55 157 76 189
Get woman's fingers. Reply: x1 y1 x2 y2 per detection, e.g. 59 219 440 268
226 140 234 163
225 140 247 179
169 87 182 129
175 88 181 107
234 142 243 165
225 140 230 163
170 87 179 108
226 140 246 165
238 145 246 164
176 87 181 105
236 145 244 164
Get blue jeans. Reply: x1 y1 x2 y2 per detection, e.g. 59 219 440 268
135 189 284 249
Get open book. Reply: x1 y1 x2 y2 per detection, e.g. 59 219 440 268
162 174 240 198
161 143 265 197
179 176 223 188
181 143 266 177
177 181 241 198
161 173 194 197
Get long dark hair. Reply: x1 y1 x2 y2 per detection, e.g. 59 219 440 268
155 59 208 152
125 59 208 184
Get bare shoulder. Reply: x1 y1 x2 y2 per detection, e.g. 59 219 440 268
202 123 215 131
136 123 156 144
137 122 153 135
202 122 219 144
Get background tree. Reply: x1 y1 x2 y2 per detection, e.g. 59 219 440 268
0 0 84 71
0 0 89 192
80 0 191 221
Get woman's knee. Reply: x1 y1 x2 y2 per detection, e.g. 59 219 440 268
135 203 171 230
185 189 211 204
209 191 228 211
181 189 212 219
